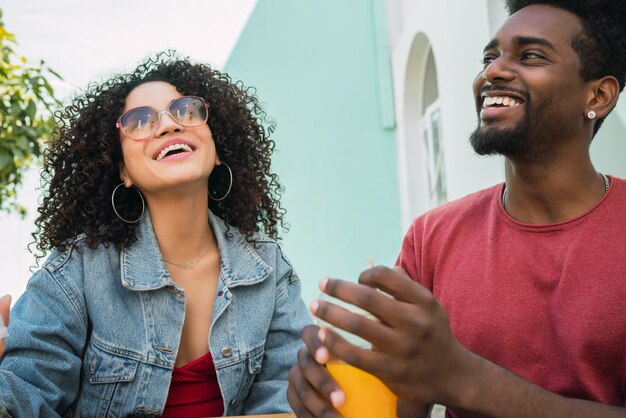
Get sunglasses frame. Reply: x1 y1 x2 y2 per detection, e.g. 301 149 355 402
116 96 209 141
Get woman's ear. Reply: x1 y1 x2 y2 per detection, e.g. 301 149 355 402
119 164 132 187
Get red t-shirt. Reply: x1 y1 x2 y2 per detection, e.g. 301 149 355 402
159 351 224 418
397 176 626 415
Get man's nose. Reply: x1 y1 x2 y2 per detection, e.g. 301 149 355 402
482 56 515 84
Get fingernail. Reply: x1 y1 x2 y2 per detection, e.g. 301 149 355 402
330 390 345 407
318 327 327 342
314 346 328 364
319 277 328 291
309 299 319 314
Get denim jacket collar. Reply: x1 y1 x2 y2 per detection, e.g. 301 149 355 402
121 210 271 291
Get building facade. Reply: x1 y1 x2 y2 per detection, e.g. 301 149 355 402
225 0 626 302
389 0 626 229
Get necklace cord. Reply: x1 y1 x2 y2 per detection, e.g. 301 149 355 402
162 233 214 269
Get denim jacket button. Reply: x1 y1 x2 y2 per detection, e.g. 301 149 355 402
221 346 233 358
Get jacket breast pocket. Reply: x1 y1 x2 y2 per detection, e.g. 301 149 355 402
229 343 265 413
74 338 140 418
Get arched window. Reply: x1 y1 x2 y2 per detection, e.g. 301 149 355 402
419 47 447 207
400 33 447 222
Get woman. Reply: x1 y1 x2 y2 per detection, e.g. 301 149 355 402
0 52 311 417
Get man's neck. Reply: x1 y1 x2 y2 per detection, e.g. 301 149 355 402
502 157 608 224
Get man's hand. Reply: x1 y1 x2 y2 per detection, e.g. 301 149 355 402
0 294 12 357
311 267 474 407
309 267 626 418
287 325 345 417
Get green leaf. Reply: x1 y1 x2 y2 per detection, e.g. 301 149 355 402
0 152 11 171
16 134 30 151
10 100 21 115
47 67 63 80
26 99 36 121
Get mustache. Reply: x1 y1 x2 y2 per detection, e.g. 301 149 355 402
479 85 529 100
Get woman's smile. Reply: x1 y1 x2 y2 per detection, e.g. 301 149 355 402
153 138 196 161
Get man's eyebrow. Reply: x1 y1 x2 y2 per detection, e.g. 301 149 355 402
514 36 556 51
483 39 499 53
482 36 557 53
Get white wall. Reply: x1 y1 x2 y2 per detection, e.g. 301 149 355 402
389 0 505 230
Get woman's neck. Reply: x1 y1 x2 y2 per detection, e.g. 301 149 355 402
144 190 215 263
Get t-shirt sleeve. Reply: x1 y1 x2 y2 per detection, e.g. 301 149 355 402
395 222 421 284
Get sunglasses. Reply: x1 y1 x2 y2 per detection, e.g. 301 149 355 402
116 96 209 141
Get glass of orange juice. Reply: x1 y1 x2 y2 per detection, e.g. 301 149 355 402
317 293 397 418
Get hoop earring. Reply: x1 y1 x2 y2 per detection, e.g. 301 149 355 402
209 162 233 201
111 183 145 224
587 110 597 120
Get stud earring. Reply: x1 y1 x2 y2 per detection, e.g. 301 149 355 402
587 110 597 120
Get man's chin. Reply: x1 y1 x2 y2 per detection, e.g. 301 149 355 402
469 125 524 156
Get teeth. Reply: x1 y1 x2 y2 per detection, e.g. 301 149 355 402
156 143 193 161
482 96 522 109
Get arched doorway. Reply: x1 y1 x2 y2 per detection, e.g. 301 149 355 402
420 47 447 208
402 33 446 219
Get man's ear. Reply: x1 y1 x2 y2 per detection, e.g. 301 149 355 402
586 75 620 119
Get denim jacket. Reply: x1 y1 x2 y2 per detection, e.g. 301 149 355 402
0 211 312 417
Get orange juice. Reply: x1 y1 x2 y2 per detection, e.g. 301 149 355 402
327 361 397 418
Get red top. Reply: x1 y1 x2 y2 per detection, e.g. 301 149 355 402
159 351 224 418
397 177 626 416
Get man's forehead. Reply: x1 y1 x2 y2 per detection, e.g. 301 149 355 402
490 4 583 49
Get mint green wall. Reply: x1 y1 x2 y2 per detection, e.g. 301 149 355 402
225 1 401 303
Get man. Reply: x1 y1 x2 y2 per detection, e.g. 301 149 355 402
287 1 626 417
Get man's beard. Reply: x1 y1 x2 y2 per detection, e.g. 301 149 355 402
469 98 557 165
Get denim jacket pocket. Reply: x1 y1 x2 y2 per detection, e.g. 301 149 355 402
75 338 140 417
228 343 264 412
246 344 264 376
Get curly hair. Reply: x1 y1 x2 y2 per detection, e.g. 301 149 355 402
505 0 626 134
34 51 286 255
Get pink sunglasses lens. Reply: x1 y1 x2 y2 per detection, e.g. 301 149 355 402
121 107 158 139
169 97 208 126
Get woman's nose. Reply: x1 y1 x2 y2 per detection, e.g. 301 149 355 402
154 110 184 137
